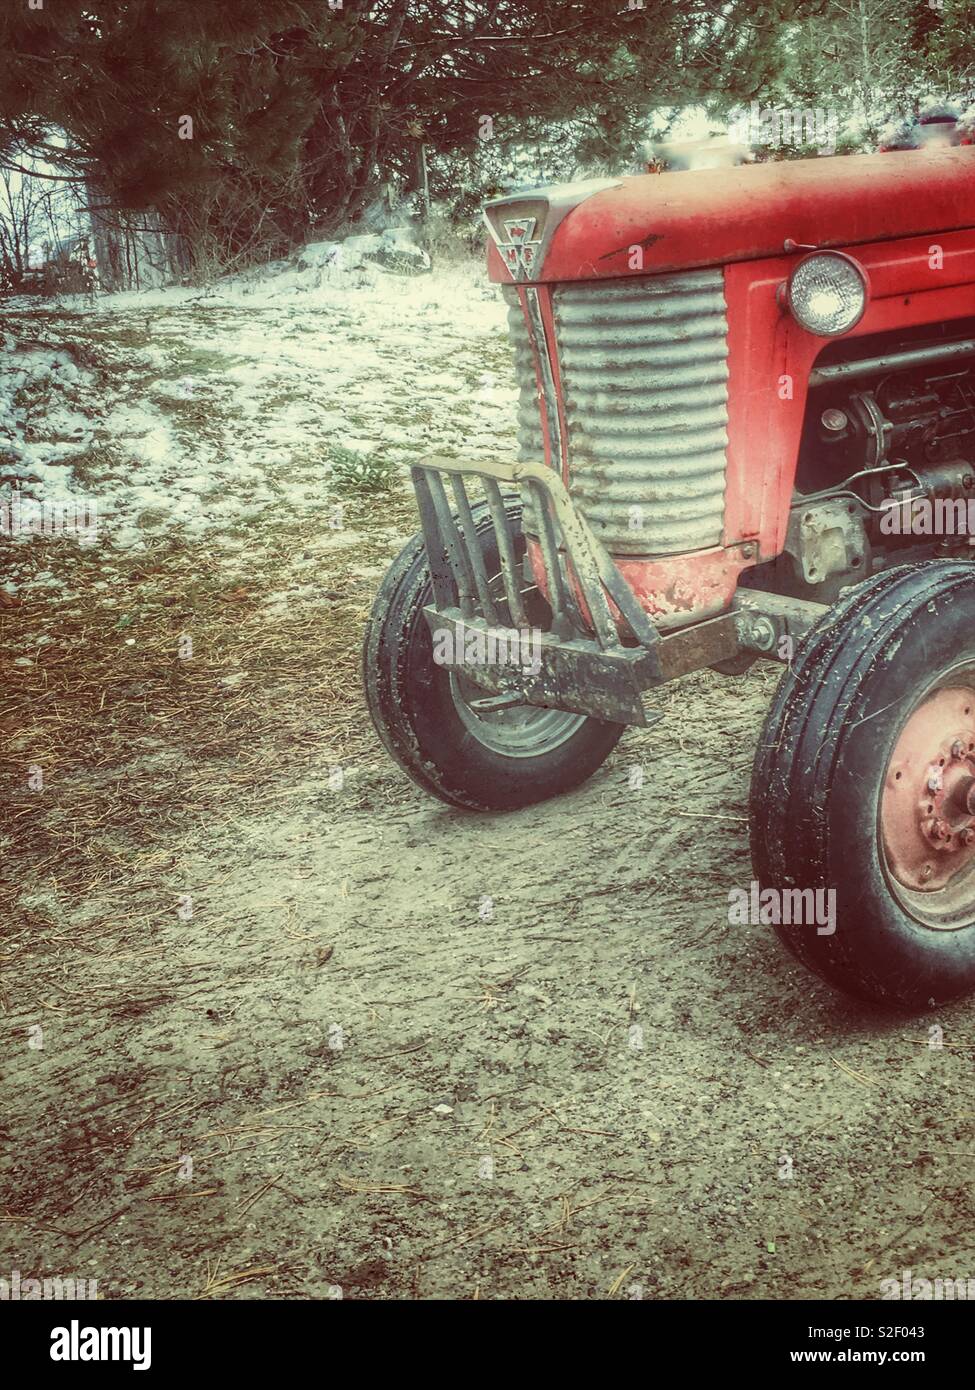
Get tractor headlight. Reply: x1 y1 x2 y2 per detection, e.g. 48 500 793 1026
786 252 868 337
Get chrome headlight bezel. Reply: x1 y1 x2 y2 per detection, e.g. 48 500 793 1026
786 251 869 338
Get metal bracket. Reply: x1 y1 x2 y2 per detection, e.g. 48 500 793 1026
411 456 666 724
413 456 661 653
734 591 828 660
785 497 869 587
410 457 830 724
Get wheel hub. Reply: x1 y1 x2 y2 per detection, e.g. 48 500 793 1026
882 687 975 892
449 672 585 757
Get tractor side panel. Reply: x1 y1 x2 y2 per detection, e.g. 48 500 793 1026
723 228 975 560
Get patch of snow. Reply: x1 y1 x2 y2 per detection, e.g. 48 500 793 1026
0 256 514 560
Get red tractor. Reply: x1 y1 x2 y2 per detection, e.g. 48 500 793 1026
365 147 975 1008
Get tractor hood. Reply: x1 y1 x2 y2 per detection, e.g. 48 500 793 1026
486 147 975 284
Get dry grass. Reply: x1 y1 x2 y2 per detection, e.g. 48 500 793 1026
0 490 420 996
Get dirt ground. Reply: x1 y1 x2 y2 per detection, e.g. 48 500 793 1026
3 281 975 1301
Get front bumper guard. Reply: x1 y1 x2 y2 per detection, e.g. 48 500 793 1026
411 456 747 726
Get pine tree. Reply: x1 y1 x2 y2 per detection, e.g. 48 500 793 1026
0 0 816 268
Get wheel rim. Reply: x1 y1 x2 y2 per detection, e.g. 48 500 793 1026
450 672 585 757
445 564 586 758
880 667 975 929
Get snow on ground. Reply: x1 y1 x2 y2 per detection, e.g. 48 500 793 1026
0 250 516 569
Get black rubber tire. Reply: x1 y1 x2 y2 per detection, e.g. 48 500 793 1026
751 560 975 1008
363 497 624 811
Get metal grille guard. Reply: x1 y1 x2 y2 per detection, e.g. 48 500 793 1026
411 456 665 726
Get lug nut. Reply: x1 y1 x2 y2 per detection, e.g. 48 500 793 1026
963 828 975 847
925 816 953 843
928 771 944 792
921 864 933 882
952 740 966 759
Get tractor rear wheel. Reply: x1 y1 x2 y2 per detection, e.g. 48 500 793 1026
751 561 975 1008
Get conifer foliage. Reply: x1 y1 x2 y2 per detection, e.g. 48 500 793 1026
0 1 804 266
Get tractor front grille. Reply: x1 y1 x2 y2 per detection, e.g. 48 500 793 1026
505 269 730 556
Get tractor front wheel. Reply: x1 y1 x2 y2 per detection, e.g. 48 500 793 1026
751 561 975 1008
363 497 624 811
